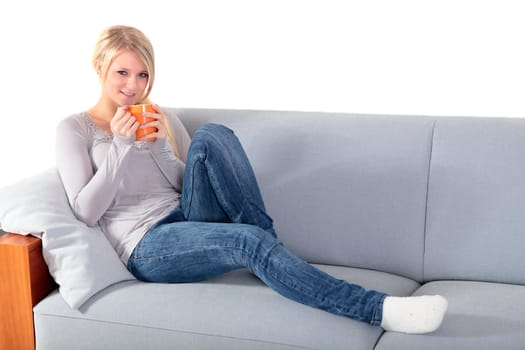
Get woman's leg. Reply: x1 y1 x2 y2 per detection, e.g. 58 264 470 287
181 123 276 236
128 221 386 326
133 124 447 333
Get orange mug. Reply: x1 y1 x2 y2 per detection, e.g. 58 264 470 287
129 104 157 141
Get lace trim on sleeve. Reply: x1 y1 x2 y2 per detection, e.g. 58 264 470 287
82 112 149 149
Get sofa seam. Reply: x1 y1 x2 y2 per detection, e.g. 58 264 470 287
422 119 437 283
35 313 317 350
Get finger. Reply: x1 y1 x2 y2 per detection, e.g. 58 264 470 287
142 111 163 121
151 104 162 114
113 116 139 137
143 104 164 120
129 121 140 136
138 129 165 141
143 120 163 128
111 107 131 130
113 117 131 135
144 113 167 134
140 131 160 141
124 115 138 129
113 105 130 121
118 105 129 113
144 121 167 137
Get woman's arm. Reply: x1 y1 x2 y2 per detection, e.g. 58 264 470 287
149 138 185 192
55 116 133 226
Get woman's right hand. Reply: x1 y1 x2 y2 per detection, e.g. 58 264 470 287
110 105 140 139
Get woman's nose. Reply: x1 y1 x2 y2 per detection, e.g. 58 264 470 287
126 76 137 89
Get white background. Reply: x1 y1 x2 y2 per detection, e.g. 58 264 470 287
0 0 524 187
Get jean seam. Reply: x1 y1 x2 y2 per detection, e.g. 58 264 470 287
247 241 347 316
183 153 205 220
250 243 374 322
371 294 387 326
264 266 368 320
181 154 201 218
129 239 378 324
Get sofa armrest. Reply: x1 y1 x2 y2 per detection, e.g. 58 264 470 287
0 233 57 350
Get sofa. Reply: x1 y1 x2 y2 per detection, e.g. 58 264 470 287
1 107 525 350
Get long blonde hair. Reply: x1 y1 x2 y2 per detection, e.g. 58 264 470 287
92 25 180 157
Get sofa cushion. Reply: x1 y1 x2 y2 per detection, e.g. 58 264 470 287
0 168 135 309
425 118 525 285
174 108 435 282
34 265 420 350
375 280 525 350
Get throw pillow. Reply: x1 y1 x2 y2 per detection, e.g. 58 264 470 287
0 168 135 309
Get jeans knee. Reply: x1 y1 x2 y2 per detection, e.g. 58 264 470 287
195 123 233 141
189 124 240 165
244 223 265 239
190 123 229 154
237 225 279 254
201 123 231 132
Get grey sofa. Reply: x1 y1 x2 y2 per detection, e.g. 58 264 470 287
6 108 525 349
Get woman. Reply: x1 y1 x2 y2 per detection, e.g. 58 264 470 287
55 25 447 334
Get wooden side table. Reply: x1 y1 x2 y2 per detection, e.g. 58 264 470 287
0 233 56 350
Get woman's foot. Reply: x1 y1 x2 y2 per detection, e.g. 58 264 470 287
380 295 448 334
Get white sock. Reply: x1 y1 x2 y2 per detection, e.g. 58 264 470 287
380 295 448 334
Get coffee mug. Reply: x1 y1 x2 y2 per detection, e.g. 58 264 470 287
129 104 156 141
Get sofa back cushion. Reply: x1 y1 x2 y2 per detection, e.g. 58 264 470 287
425 118 525 285
174 108 435 281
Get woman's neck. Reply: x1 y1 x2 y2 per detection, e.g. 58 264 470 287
88 101 117 133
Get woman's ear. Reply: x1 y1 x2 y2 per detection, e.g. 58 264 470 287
94 60 103 78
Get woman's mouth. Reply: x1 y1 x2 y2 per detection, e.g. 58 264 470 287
121 90 136 97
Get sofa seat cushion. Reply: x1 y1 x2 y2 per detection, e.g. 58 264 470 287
376 280 525 350
34 264 419 350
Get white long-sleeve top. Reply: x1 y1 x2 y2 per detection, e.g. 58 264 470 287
55 110 191 264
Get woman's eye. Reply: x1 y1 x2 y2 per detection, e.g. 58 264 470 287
117 70 128 76
139 72 149 79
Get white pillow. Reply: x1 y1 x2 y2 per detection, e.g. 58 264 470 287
0 168 135 309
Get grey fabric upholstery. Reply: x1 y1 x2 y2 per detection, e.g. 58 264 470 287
375 281 525 350
34 265 418 350
176 108 435 282
425 118 525 284
32 109 525 349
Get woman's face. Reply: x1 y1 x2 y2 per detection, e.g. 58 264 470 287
100 49 149 107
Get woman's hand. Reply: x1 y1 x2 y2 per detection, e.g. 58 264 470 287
110 105 139 138
138 104 168 141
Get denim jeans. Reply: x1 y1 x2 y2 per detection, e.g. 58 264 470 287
127 123 387 326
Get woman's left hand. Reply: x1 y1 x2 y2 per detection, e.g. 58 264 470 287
140 104 168 141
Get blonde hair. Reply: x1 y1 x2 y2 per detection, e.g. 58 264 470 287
92 25 180 157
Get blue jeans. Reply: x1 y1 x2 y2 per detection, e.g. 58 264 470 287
128 123 387 326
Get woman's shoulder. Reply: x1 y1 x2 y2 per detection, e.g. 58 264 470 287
57 111 89 129
56 111 93 140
